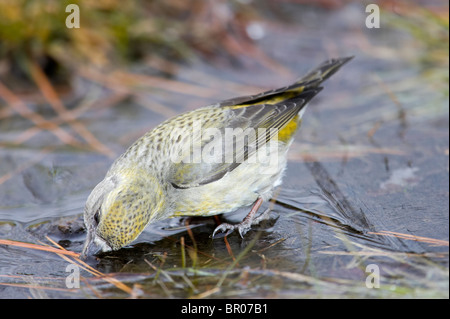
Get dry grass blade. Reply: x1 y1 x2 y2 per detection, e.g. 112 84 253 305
0 282 78 293
0 81 82 148
216 232 261 288
79 67 220 100
0 239 79 257
373 74 407 128
12 92 128 146
114 71 220 99
369 231 449 246
146 226 228 265
0 106 14 119
255 238 286 253
223 236 236 263
144 257 174 284
180 236 187 268
145 55 263 95
184 219 198 268
43 236 134 294
78 67 196 118
318 250 447 258
43 236 102 277
28 60 115 158
12 127 44 145
222 31 293 78
319 235 448 259
0 236 133 296
190 287 220 299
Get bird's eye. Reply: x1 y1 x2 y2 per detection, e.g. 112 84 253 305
93 209 100 226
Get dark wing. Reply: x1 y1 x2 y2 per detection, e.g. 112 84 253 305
168 89 321 189
217 56 353 108
168 57 353 189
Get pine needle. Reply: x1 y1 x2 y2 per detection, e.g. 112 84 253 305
0 239 79 257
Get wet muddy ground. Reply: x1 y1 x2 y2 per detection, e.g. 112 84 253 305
0 2 448 298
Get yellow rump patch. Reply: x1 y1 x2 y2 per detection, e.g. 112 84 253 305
278 115 300 143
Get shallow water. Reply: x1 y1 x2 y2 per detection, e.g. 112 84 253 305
0 2 448 298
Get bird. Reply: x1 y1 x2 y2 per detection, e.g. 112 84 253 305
80 56 353 258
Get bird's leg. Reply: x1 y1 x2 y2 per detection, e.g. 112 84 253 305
212 197 271 238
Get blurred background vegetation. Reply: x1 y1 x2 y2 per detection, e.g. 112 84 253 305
0 0 269 90
0 0 447 92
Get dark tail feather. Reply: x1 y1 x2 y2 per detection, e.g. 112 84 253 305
296 56 354 86
219 56 353 108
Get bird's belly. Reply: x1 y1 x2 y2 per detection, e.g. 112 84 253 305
172 141 290 217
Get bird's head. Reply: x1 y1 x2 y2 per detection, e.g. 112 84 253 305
81 168 165 258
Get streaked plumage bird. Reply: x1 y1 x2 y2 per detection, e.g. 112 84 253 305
81 57 352 257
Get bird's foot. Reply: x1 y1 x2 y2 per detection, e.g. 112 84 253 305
212 208 271 238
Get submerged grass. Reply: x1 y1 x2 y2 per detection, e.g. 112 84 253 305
0 219 448 298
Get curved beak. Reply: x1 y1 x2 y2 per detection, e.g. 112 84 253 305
80 228 112 259
80 229 95 259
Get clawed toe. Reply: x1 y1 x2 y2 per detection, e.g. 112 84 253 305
212 223 235 238
212 222 251 239
212 209 272 239
211 198 273 239
237 223 252 238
